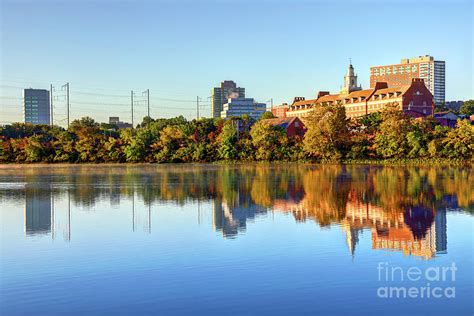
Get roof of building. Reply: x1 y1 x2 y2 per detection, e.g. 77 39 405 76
312 88 375 104
292 98 316 106
345 89 375 99
316 94 341 103
433 112 459 120
373 85 410 95
265 117 302 129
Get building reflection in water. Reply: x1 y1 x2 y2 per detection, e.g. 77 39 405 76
131 193 152 234
342 199 447 259
24 187 71 241
24 187 51 236
213 199 267 238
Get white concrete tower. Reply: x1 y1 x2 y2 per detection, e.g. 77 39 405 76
341 60 362 94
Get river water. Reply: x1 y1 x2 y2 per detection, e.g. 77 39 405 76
0 164 473 315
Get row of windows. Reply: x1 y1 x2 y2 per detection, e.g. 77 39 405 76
372 65 418 75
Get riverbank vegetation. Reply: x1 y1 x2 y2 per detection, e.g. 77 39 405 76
1 105 472 163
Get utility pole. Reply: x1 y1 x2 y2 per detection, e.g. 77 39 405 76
50 84 53 126
267 98 274 112
131 90 134 127
147 89 150 117
196 96 200 120
66 82 70 128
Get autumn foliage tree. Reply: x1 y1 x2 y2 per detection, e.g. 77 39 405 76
374 106 413 158
0 107 472 163
303 103 350 161
250 120 287 161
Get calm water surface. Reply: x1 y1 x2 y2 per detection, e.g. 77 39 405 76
1 164 473 315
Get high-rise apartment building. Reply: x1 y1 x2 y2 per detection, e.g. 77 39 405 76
211 80 245 118
24 88 50 124
370 55 445 105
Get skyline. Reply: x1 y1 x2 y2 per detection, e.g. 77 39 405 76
1 0 473 125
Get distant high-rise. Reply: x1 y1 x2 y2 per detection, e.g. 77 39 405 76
211 80 245 118
24 89 50 124
370 55 445 105
220 98 266 120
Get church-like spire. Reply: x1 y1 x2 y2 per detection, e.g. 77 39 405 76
341 60 362 94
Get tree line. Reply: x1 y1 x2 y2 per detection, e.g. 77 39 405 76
0 104 472 163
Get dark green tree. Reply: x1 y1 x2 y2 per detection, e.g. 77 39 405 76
460 100 474 116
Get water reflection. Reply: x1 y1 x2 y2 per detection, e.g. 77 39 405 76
1 164 471 260
24 186 71 240
24 187 52 236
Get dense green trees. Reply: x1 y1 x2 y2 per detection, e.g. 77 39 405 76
440 119 474 159
0 106 472 163
259 111 276 120
460 100 474 116
217 122 239 160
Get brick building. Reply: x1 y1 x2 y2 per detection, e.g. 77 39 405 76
287 79 434 119
370 55 445 106
265 117 306 138
271 104 289 118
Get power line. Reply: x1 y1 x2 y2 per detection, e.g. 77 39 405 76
72 91 130 98
1 80 201 99
1 83 200 103
1 82 211 125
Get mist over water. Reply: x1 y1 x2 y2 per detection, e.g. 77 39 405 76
1 164 473 315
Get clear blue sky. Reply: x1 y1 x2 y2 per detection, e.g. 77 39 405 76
1 0 473 124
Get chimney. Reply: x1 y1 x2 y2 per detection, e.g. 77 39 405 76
373 82 388 91
293 97 305 103
317 91 330 98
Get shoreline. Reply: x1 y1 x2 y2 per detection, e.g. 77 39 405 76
0 159 471 168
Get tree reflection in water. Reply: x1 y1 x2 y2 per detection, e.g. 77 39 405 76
1 164 471 258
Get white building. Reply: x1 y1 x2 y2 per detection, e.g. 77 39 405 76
220 98 266 120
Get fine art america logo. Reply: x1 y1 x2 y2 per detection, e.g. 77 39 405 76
377 262 457 299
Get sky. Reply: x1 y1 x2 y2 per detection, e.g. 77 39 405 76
1 0 473 125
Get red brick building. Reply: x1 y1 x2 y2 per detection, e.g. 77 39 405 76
265 117 306 138
287 79 434 119
370 55 445 106
271 104 289 118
